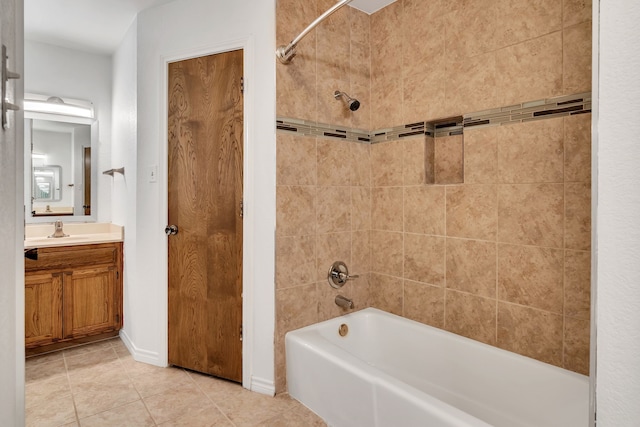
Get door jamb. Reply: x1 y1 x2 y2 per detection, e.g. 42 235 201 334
160 38 256 390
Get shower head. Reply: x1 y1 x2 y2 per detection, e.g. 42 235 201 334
334 91 361 112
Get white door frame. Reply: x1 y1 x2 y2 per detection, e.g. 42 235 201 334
1 0 25 422
159 37 259 391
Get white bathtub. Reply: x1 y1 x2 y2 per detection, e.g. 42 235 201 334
286 308 589 427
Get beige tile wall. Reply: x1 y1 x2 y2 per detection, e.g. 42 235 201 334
369 114 592 374
275 132 372 393
277 0 371 129
275 0 592 393
371 0 592 127
276 0 373 393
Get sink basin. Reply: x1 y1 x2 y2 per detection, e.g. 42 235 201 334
24 223 123 248
26 235 87 242
25 235 89 246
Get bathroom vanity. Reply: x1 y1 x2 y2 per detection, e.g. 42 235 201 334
24 223 123 356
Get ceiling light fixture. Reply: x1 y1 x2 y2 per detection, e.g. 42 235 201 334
24 93 94 118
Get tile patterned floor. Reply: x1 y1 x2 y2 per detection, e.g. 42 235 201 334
25 338 326 427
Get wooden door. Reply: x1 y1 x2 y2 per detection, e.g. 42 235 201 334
25 272 63 348
62 266 118 339
83 147 91 215
167 50 244 382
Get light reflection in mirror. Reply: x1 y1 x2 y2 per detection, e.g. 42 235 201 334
33 166 61 202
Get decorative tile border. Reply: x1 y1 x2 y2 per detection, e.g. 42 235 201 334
276 92 591 144
462 91 592 130
276 117 372 142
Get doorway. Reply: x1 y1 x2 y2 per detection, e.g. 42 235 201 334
83 147 91 215
167 49 244 382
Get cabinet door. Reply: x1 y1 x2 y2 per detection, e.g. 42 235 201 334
62 266 119 339
25 272 63 347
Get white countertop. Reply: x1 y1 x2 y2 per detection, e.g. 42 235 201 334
25 223 124 249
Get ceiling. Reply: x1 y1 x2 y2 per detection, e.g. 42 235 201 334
350 0 396 15
24 0 173 54
24 0 397 55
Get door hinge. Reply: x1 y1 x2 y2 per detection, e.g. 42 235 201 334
240 324 243 341
116 314 120 323
239 200 244 218
240 77 244 94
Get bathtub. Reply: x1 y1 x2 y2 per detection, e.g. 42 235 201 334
286 308 589 427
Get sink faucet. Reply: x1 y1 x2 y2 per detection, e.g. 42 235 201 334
49 220 68 238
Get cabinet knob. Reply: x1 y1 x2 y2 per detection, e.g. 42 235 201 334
165 225 179 236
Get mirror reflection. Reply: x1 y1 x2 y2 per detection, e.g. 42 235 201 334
33 165 62 202
25 115 96 220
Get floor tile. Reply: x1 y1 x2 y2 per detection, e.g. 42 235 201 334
71 378 140 419
25 393 77 427
25 338 328 427
78 400 154 427
26 351 64 368
65 347 118 373
188 371 246 403
26 359 67 383
119 354 165 377
257 409 327 427
109 338 129 352
63 340 115 358
156 405 234 427
67 358 128 387
215 391 298 427
25 373 70 409
143 383 212 425
131 366 194 398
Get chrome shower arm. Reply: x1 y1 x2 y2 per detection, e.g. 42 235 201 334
276 0 355 64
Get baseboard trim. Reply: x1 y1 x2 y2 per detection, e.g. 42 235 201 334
119 330 164 367
250 376 275 396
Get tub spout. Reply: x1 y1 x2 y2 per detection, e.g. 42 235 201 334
335 295 353 309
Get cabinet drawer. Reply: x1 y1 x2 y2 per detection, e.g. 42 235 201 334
25 243 121 272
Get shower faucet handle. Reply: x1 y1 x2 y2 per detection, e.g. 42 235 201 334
328 261 358 289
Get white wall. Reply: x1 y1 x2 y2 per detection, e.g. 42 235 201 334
129 0 276 392
111 19 138 358
595 0 640 425
24 40 113 222
0 0 24 423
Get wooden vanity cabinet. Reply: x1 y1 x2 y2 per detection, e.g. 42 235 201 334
24 272 63 347
25 242 123 355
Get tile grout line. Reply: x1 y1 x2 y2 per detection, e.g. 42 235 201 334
443 185 448 330
401 142 406 318
562 115 568 370
115 344 158 426
495 150 500 346
62 350 81 427
73 345 150 426
185 369 238 427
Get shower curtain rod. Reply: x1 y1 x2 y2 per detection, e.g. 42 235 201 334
276 0 355 64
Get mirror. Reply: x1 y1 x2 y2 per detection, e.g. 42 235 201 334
33 166 62 202
24 112 98 222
